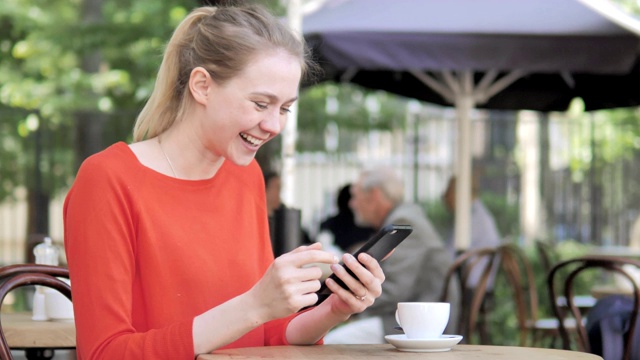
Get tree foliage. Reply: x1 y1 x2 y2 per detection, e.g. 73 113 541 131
0 0 199 202
566 101 640 179
1 0 637 203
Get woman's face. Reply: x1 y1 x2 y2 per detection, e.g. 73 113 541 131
199 49 302 166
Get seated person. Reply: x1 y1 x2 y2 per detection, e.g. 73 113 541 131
318 183 376 253
64 5 386 358
264 170 312 256
324 166 458 344
442 176 501 290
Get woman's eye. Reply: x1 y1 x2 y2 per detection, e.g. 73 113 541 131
253 102 267 110
280 107 291 115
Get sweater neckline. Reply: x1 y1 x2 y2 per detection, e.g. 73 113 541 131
115 141 226 186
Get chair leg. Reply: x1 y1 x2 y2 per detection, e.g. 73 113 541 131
25 348 55 360
477 292 494 344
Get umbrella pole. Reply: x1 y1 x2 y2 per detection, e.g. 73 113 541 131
454 75 475 251
409 69 475 250
281 0 302 206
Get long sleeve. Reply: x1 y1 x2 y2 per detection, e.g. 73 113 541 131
64 143 290 359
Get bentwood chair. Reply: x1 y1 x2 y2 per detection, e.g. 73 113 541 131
536 241 596 314
547 255 640 360
440 246 499 344
0 264 69 284
0 264 71 360
483 243 571 348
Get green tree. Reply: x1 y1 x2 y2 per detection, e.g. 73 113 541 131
612 0 640 14
0 0 410 237
0 0 200 234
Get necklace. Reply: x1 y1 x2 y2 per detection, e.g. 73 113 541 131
158 136 177 177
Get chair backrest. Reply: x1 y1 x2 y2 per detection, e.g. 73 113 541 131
494 244 539 346
440 246 499 342
535 240 556 275
0 264 69 282
0 264 71 360
547 255 640 360
441 244 540 346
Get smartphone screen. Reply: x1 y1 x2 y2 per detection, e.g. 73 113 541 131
305 224 413 309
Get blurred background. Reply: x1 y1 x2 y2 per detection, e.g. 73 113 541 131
1 0 639 266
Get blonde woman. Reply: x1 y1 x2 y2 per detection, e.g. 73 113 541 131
64 4 384 359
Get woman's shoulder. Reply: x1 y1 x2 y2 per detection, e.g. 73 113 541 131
76 142 139 180
81 141 132 164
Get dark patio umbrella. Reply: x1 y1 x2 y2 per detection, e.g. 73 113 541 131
302 0 640 248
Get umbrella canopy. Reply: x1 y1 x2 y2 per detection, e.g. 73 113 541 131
303 0 640 112
302 0 640 249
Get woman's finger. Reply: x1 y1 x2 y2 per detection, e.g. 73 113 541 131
288 242 323 254
330 260 368 297
286 249 340 268
325 277 372 309
357 253 385 283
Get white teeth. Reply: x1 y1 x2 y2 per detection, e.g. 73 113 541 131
240 133 264 146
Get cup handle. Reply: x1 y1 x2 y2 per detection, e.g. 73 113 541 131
395 309 401 326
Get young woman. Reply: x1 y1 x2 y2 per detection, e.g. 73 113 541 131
64 4 384 359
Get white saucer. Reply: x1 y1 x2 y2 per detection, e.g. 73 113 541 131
384 334 463 352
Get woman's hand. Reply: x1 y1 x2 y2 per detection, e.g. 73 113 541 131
247 242 339 322
324 252 385 316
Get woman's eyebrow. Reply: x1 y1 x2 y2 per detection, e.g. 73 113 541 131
250 91 298 103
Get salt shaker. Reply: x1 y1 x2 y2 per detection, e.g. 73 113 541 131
32 237 59 321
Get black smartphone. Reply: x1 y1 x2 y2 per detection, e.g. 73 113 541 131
306 224 413 308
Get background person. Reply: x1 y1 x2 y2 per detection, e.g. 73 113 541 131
264 170 283 218
318 183 376 254
442 176 502 287
324 166 458 344
64 5 385 359
442 175 501 343
263 169 312 256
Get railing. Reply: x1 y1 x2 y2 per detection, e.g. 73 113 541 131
1 107 639 264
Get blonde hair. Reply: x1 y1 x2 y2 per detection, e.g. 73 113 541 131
133 4 314 141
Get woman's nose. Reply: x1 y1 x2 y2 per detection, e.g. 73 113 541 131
261 111 285 134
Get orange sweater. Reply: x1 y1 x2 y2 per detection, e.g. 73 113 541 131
64 142 294 359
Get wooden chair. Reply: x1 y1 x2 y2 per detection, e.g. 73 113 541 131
489 243 569 348
0 264 69 283
440 246 499 344
0 264 71 360
536 241 596 313
547 255 640 359
530 241 596 348
442 243 575 347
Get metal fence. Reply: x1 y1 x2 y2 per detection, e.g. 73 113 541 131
290 106 640 248
1 105 639 264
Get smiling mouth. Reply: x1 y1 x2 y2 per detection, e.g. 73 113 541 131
240 132 265 146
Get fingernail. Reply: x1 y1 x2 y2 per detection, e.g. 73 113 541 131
331 264 341 272
333 255 340 263
345 253 355 263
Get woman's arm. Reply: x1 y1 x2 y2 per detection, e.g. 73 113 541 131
192 243 341 354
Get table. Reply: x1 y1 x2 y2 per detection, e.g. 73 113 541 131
590 284 634 299
197 344 603 359
1 312 75 359
587 246 640 258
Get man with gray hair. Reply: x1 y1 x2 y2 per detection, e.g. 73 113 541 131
324 166 458 344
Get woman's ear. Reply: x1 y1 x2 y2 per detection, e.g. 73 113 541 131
189 67 211 105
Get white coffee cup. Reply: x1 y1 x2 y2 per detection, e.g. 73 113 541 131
395 302 450 339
